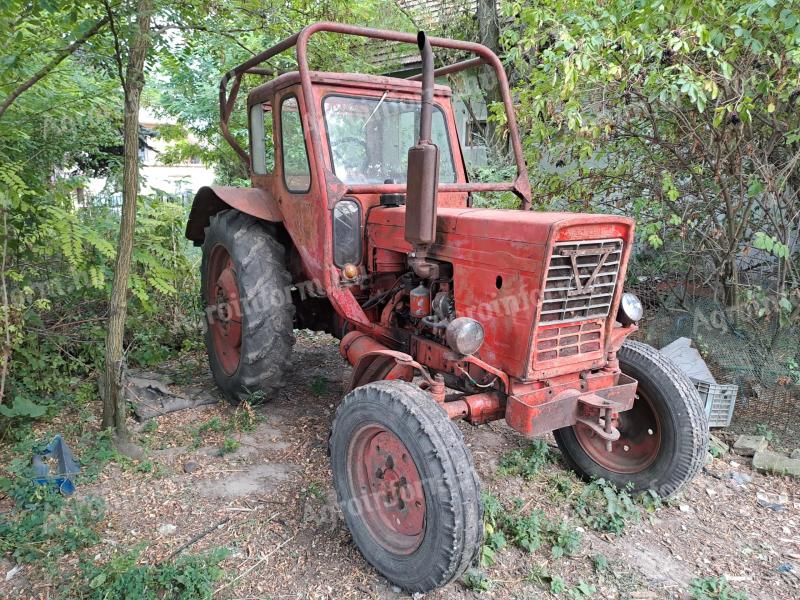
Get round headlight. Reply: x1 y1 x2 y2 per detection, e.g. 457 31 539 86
445 317 484 356
618 292 644 326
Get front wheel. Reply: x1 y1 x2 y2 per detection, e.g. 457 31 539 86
554 341 707 498
329 380 483 593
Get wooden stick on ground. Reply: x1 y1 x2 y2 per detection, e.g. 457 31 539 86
161 516 231 563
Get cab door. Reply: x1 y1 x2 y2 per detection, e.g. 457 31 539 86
273 86 326 284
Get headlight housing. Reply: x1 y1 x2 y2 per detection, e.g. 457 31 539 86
617 292 643 326
445 317 484 356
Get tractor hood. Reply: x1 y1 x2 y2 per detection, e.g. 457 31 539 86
367 206 635 381
368 206 634 259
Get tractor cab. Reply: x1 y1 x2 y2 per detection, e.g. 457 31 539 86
245 71 469 211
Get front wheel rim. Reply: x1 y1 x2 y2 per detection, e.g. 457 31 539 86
207 244 242 375
574 390 662 474
347 424 426 555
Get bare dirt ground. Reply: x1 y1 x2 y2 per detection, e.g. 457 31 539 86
3 331 800 599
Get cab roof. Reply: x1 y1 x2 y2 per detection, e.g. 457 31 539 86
247 70 452 107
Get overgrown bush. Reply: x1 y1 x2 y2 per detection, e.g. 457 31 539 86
503 0 799 322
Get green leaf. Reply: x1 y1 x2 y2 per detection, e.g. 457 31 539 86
0 396 47 418
89 573 106 589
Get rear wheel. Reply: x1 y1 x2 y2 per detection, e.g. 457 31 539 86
330 380 482 592
201 210 295 404
554 341 707 497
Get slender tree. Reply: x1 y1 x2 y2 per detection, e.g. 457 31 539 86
102 0 153 439
475 0 506 154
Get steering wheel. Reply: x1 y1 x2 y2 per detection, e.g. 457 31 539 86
332 136 370 173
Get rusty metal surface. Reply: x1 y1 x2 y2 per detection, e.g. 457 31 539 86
367 206 635 382
505 373 638 437
347 424 426 554
218 21 530 205
185 186 282 243
574 377 661 473
206 244 242 374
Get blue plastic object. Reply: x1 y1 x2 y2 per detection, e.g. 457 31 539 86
32 434 80 495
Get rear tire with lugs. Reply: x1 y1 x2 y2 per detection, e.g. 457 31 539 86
201 209 295 404
554 341 707 498
329 380 483 593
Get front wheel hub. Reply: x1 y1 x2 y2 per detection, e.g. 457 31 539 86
348 425 426 554
574 392 661 474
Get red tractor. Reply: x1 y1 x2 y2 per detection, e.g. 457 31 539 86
186 23 707 593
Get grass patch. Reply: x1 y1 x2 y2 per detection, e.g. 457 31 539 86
0 476 104 570
77 546 229 599
480 493 583 564
574 478 641 534
567 580 598 598
218 437 241 456
309 376 329 396
191 404 260 451
497 438 551 479
690 576 749 600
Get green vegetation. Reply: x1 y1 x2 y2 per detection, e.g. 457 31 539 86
504 0 800 319
480 492 583 563
462 568 495 593
309 376 329 396
218 437 241 456
691 576 750 600
78 546 229 600
592 553 609 573
754 423 777 444
189 407 259 453
567 580 597 598
497 438 551 479
0 0 796 595
574 479 641 534
0 459 105 570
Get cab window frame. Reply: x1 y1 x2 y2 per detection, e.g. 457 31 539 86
249 101 274 175
279 93 312 194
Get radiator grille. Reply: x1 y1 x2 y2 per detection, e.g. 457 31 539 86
539 239 623 325
535 321 603 363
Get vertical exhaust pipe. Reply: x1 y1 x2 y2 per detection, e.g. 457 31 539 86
418 31 433 143
405 31 439 280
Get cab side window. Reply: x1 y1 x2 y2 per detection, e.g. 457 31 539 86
249 103 274 175
280 95 311 193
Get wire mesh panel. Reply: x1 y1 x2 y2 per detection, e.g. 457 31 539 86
629 288 800 447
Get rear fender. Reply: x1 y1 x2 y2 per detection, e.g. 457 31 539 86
185 186 282 244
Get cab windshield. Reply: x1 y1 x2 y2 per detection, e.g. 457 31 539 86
323 94 457 185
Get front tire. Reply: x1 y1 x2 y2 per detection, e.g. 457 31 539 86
554 341 707 498
201 210 295 404
330 380 483 593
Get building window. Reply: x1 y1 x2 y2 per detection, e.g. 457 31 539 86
465 118 487 146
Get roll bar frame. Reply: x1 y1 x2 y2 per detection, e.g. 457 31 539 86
218 21 532 208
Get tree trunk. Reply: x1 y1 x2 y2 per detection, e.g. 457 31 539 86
102 0 153 437
476 0 504 154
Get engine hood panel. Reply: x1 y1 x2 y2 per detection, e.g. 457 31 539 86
366 206 635 381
